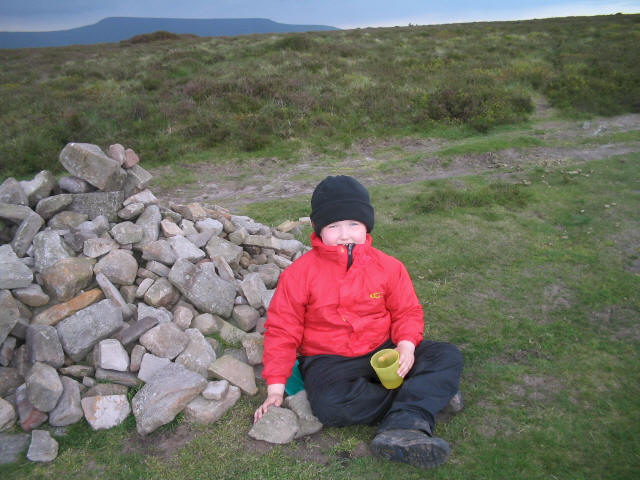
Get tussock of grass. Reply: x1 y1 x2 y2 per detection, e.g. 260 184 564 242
412 182 533 213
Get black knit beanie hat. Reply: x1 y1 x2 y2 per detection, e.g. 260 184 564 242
310 175 375 236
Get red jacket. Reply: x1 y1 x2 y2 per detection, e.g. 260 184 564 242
262 233 424 385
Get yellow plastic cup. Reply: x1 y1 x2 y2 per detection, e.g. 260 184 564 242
370 349 403 389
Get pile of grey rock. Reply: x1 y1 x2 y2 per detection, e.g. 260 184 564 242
0 142 321 464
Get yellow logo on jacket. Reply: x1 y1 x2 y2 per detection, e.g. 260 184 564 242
369 292 384 299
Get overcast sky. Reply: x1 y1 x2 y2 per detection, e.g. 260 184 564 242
1 0 638 32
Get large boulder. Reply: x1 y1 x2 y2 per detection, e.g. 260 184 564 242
25 362 63 412
56 299 124 362
132 362 207 435
168 259 236 318
59 143 124 191
40 257 95 302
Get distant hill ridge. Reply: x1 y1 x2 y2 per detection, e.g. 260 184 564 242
0 17 339 49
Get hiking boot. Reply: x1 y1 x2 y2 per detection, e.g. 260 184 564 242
436 391 464 423
370 429 451 469
444 391 464 414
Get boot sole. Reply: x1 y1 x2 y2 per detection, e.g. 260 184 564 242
370 430 451 469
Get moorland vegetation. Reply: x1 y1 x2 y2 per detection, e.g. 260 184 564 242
1 14 639 179
1 14 639 480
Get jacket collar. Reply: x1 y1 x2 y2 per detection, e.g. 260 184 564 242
310 232 373 266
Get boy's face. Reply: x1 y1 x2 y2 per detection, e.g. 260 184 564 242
319 220 367 246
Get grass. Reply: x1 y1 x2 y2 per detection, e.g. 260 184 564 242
4 152 638 479
2 12 640 480
2 14 640 179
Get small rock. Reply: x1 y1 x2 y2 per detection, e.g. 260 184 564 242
202 380 229 401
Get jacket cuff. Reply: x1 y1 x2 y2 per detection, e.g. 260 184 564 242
266 376 288 385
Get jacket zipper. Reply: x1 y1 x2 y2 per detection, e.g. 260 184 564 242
345 243 355 270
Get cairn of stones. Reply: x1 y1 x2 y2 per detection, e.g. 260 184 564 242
0 142 322 464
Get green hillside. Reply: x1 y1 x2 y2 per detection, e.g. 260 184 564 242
1 14 639 179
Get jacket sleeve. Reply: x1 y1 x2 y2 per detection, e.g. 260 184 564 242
261 266 307 385
384 259 424 346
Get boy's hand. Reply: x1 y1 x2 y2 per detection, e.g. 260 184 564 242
254 383 285 423
396 340 415 378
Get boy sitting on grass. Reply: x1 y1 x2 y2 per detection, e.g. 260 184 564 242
254 175 463 469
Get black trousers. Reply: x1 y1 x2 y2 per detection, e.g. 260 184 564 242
298 340 463 435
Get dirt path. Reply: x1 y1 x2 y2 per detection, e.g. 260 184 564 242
151 113 640 211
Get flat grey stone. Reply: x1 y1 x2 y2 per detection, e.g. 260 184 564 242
0 367 23 398
67 191 124 222
94 249 138 285
20 171 55 207
94 368 141 387
0 397 17 431
82 383 129 398
231 304 260 332
143 277 179 308
241 332 264 366
0 177 27 205
0 336 16 367
110 221 144 245
132 362 206 435
56 299 124 362
97 339 129 372
202 380 229 401
83 237 118 258
15 384 48 431
0 432 30 464
141 239 176 265
134 204 161 248
12 284 50 307
168 260 236 318
32 230 74 273
81 395 130 430
0 290 21 347
284 390 323 438
0 244 33 289
26 362 63 412
191 313 221 335
248 406 299 444
118 202 145 220
205 236 243 269
139 322 189 359
35 194 73 219
129 344 146 372
27 325 64 368
48 376 83 427
137 303 172 324
175 329 216 377
137 353 171 383
114 316 158 346
12 212 44 258
240 273 267 310
58 176 92 194
27 429 59 462
208 355 257 396
58 364 94 378
123 164 153 198
59 143 124 191
41 257 94 302
168 235 205 262
184 385 241 424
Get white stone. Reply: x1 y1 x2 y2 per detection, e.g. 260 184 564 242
81 395 131 430
97 339 130 372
